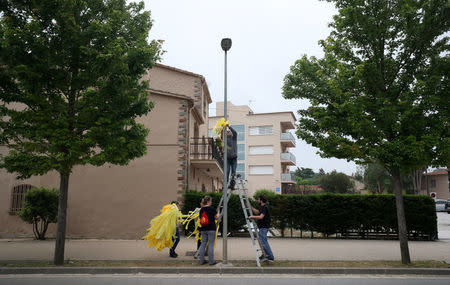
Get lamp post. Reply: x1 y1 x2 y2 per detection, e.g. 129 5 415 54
221 38 231 264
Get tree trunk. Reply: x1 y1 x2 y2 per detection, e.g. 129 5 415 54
54 172 70 266
411 168 425 195
392 171 411 264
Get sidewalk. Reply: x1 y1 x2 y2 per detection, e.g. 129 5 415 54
1 237 449 262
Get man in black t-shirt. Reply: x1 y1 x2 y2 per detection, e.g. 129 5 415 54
250 195 274 261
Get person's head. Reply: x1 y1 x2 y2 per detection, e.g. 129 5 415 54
171 200 180 209
201 195 212 206
257 195 267 206
227 129 232 136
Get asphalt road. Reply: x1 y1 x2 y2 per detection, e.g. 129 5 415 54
1 274 450 285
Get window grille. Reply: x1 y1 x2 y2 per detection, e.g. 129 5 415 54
9 184 34 215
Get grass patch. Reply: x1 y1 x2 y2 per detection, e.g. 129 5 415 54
1 260 448 268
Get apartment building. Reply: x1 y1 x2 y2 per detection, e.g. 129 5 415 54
209 102 297 196
1 64 223 239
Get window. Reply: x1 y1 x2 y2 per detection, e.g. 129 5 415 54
232 124 245 142
431 179 436 188
236 163 245 180
249 165 274 175
237 144 245 160
208 129 215 137
9 184 34 215
249 145 274 155
249 126 273 136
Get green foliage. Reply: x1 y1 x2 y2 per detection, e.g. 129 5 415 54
0 0 163 178
272 194 437 240
319 170 355 193
18 187 59 240
282 0 449 175
363 163 393 193
185 191 437 240
252 189 276 200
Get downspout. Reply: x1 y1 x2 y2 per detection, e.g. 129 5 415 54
186 101 193 192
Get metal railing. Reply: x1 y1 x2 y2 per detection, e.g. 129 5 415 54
280 152 296 164
280 132 296 146
281 173 296 182
190 137 223 169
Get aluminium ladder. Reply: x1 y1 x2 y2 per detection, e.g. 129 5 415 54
193 175 268 267
235 175 268 267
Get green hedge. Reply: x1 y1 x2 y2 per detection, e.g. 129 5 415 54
183 192 438 240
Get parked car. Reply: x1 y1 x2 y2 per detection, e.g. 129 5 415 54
435 199 447 211
445 199 450 214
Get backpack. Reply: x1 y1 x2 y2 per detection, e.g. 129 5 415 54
200 211 209 227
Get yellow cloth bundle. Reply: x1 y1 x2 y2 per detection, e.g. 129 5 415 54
142 204 182 251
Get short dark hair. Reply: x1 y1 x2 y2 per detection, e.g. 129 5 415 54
258 195 267 203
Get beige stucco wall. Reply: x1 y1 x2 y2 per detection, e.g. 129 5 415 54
0 64 217 239
0 93 181 239
423 173 449 200
210 102 296 197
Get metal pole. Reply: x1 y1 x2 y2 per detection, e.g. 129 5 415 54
220 38 231 265
222 49 228 264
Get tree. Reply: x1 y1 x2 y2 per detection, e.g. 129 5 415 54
294 167 316 179
18 187 58 240
319 170 354 193
410 168 426 195
283 0 449 264
364 163 392 194
0 0 162 265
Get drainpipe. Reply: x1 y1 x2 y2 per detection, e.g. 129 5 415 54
186 101 194 192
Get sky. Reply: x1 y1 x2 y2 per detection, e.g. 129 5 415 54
141 0 358 175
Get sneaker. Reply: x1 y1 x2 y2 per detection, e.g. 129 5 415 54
169 252 178 258
259 255 268 262
268 258 274 262
209 261 217 266
200 261 208 265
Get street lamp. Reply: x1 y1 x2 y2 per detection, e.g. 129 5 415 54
221 38 231 264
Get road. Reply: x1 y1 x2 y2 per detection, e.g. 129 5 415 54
437 212 450 241
1 274 450 285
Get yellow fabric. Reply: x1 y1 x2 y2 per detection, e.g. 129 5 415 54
142 204 182 251
212 118 230 149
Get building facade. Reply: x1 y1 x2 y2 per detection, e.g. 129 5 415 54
209 102 297 197
1 64 223 239
420 170 449 200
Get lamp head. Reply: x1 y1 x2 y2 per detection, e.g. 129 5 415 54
221 38 232 51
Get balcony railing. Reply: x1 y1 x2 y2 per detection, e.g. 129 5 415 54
280 152 296 165
190 137 223 169
280 132 296 147
281 173 296 183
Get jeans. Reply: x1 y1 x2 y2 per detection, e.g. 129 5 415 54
226 157 237 187
258 227 274 260
170 227 180 254
199 230 216 264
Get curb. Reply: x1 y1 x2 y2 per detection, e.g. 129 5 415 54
1 267 450 275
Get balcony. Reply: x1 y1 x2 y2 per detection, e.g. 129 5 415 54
190 137 223 177
281 173 296 184
280 152 296 166
280 132 296 147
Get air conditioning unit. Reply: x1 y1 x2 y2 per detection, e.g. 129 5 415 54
430 192 437 199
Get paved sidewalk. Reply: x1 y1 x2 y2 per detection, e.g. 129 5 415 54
1 238 449 262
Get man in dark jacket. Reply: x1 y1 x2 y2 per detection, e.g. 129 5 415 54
226 126 238 189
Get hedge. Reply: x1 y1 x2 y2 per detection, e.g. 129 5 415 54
183 192 438 240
